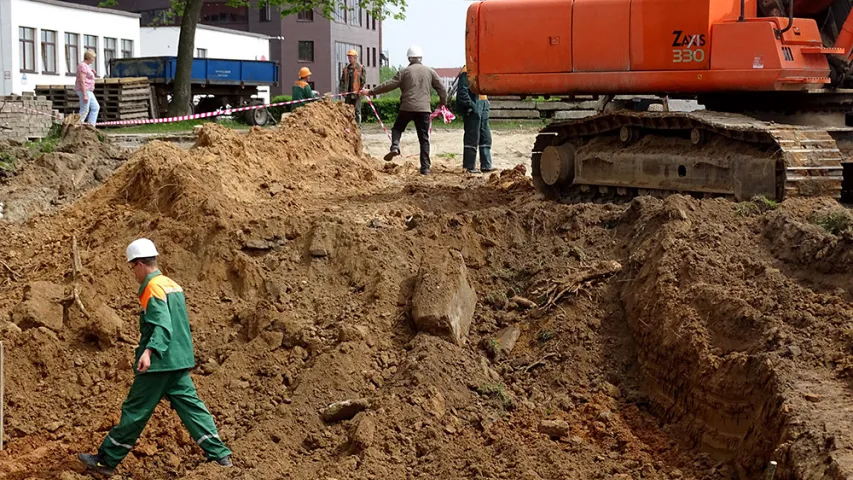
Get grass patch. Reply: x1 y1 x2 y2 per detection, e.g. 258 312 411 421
537 330 555 343
0 152 15 172
25 123 62 156
751 195 779 212
437 152 457 160
812 209 853 236
476 383 515 409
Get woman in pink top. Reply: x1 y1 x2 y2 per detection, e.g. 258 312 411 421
76 50 100 126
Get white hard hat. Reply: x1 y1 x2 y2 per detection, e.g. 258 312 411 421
126 238 159 262
407 45 423 58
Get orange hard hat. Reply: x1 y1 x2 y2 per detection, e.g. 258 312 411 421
299 67 311 78
347 49 358 57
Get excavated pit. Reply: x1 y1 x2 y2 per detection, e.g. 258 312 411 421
0 101 852 479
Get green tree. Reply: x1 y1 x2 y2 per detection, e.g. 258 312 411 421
378 65 400 99
102 0 407 116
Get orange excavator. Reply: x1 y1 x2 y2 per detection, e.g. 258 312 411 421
465 0 853 201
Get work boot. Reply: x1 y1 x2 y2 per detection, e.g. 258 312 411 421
465 168 482 174
215 455 233 467
385 129 403 161
420 168 430 175
78 453 115 477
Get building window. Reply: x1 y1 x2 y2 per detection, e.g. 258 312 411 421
260 3 271 22
104 37 116 76
297 9 313 22
65 33 79 74
373 48 376 68
196 48 207 58
19 27 35 72
348 5 362 26
335 42 363 92
298 41 314 62
41 30 58 74
373 17 376 30
334 1 346 23
121 39 133 58
84 35 98 59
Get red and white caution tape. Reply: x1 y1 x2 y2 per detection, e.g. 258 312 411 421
364 95 391 141
95 92 358 127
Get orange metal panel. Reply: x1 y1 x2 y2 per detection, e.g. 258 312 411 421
466 2 480 77
710 21 783 71
778 18 823 45
472 70 820 96
573 0 630 71
709 0 755 23
630 0 711 71
477 0 573 75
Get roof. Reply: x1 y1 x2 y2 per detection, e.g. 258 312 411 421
434 67 462 79
142 24 271 40
26 0 141 18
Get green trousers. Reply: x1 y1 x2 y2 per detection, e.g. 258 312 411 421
99 369 231 467
462 99 493 171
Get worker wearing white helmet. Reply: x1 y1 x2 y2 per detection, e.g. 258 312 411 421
361 45 448 175
78 238 232 476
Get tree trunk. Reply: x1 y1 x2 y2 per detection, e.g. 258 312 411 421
168 0 205 117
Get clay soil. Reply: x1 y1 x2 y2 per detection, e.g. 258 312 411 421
2 101 853 480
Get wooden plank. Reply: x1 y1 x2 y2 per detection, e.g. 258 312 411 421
489 100 531 110
489 109 540 119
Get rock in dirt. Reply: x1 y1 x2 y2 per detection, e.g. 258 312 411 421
11 281 65 331
310 222 337 257
411 249 477 346
489 325 521 358
321 398 370 422
84 304 123 349
539 419 570 438
349 414 376 451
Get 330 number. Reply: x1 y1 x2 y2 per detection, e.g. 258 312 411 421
673 48 706 63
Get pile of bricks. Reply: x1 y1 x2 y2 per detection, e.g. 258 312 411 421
0 93 58 142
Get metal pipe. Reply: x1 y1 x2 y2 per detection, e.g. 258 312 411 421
779 0 795 35
739 0 746 21
765 460 778 479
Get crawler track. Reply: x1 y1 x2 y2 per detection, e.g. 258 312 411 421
532 111 848 202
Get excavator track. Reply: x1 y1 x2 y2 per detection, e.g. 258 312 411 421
531 110 848 203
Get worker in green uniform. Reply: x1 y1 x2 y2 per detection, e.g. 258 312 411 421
78 238 232 476
456 65 493 174
292 67 318 110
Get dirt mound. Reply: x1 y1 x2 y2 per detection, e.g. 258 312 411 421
0 123 127 222
2 98 853 479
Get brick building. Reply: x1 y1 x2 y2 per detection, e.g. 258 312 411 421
65 0 382 97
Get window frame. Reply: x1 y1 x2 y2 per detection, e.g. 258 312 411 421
41 29 58 75
65 33 79 76
259 2 271 22
121 39 133 58
196 48 208 58
104 37 117 76
297 9 314 22
297 40 314 63
19 27 36 73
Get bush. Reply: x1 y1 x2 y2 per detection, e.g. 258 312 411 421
360 96 457 124
267 95 293 121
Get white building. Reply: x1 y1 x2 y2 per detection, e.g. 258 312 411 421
140 24 271 101
0 0 141 96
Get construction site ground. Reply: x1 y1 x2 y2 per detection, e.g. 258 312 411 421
2 102 853 480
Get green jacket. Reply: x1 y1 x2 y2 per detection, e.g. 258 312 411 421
136 270 195 374
292 80 315 109
456 68 487 116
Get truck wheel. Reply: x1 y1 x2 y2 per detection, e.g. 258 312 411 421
246 101 269 126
